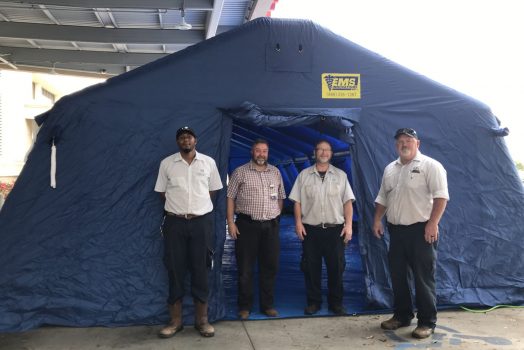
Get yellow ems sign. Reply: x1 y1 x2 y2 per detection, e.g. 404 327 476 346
321 73 361 99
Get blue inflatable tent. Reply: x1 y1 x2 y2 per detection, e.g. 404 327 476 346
1 18 523 332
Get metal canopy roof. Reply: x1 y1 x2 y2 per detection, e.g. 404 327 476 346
0 0 277 76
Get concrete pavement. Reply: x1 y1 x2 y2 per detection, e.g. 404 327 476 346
1 307 523 350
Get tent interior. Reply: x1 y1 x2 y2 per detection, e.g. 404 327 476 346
222 110 368 319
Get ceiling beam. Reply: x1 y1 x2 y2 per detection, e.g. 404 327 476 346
0 46 170 66
158 9 165 29
0 10 9 21
0 55 18 69
0 0 214 10
38 4 60 24
93 8 116 27
0 61 126 76
0 21 204 44
205 0 225 39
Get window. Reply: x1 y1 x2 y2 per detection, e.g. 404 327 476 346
41 88 55 103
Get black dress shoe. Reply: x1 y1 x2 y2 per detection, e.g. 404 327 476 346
328 305 347 316
304 304 321 315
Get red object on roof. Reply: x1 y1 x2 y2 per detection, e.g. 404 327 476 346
267 0 279 17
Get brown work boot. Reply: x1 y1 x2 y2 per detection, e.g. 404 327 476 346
412 326 434 339
238 310 250 320
380 317 411 330
262 308 279 317
194 301 215 337
158 300 184 338
328 304 347 316
304 304 320 315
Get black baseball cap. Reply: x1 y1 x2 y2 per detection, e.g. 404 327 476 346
176 126 196 139
394 128 418 139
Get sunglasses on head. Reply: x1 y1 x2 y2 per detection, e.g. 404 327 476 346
395 128 418 139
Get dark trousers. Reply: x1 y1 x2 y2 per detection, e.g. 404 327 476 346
388 221 437 328
302 224 346 308
162 213 213 304
235 214 280 311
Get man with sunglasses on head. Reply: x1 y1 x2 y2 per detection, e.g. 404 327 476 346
155 126 223 339
373 128 449 339
289 140 355 316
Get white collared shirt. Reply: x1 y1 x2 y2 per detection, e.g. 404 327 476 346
375 152 449 225
289 164 355 225
155 151 223 215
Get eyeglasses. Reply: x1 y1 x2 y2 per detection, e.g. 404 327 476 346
315 148 332 152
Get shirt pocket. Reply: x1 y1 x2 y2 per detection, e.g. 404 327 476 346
193 168 211 195
168 176 186 189
406 171 426 189
305 185 316 199
328 180 341 196
196 167 210 181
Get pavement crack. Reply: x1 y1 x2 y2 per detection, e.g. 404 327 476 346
241 321 256 350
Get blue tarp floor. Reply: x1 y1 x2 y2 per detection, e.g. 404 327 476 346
221 215 368 319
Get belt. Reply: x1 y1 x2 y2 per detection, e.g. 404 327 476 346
236 213 278 223
166 212 201 220
311 223 341 229
388 221 427 228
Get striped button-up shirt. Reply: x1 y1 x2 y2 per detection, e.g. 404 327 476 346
227 162 286 221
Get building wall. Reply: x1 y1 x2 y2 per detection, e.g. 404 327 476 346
0 69 103 180
0 70 38 178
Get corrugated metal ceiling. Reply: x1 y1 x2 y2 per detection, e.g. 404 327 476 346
0 0 278 76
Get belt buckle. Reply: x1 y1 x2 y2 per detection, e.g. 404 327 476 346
321 223 326 229
184 214 189 219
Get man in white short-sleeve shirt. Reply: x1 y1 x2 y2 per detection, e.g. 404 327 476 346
155 126 223 339
289 140 355 316
373 128 448 339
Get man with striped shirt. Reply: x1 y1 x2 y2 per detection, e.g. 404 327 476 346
227 139 286 320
